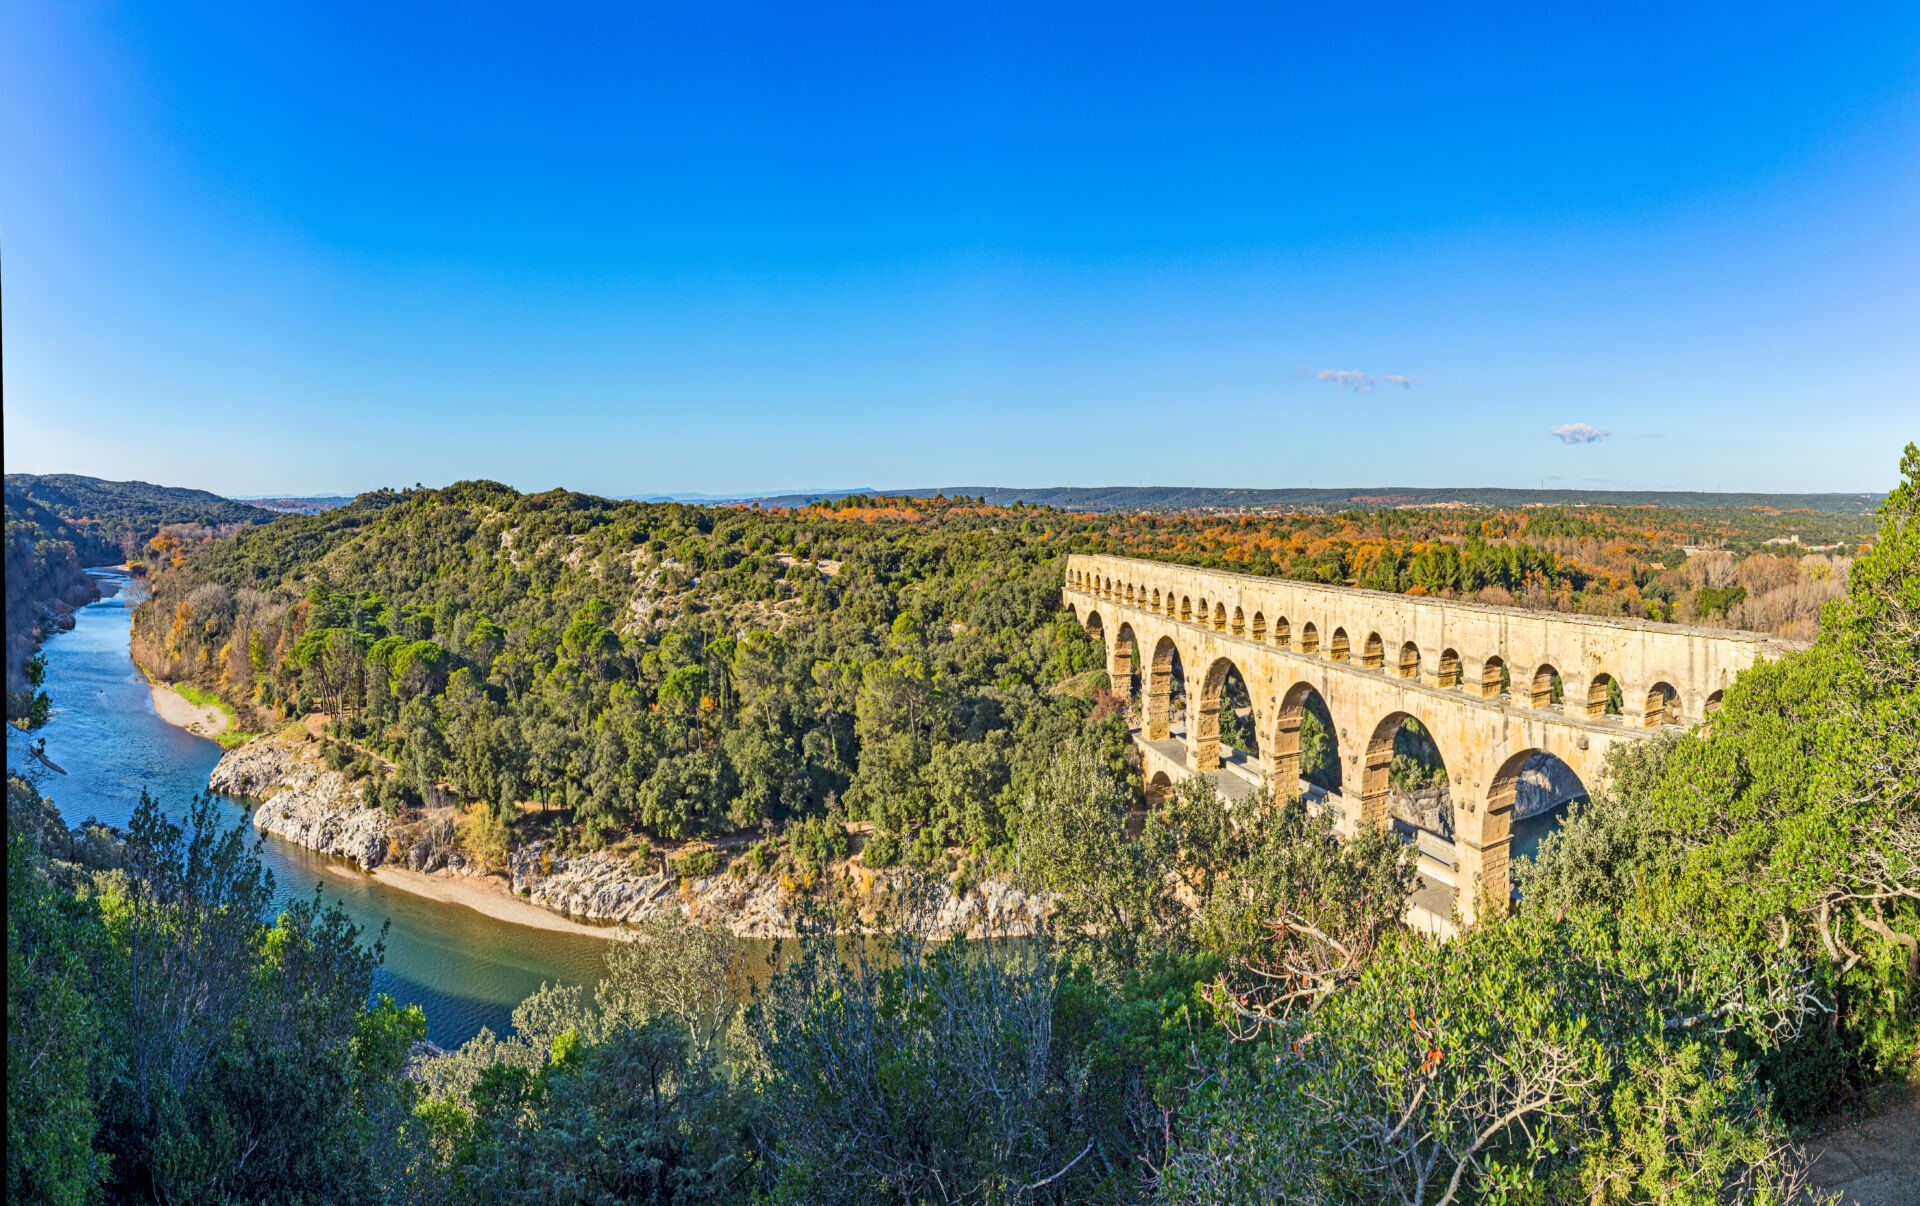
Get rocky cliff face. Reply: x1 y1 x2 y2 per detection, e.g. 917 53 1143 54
211 729 1048 939
210 731 393 870
505 842 1047 938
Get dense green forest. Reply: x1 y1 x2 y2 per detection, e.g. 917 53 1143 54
5 486 97 706
9 448 1916 1202
134 484 1111 869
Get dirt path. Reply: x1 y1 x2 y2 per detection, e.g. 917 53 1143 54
1803 1085 1920 1205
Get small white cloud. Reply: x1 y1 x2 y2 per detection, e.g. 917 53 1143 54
1303 369 1416 392
1550 423 1612 445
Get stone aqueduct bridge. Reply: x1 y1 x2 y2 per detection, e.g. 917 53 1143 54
1063 553 1797 923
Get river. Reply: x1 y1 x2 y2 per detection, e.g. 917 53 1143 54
7 569 612 1047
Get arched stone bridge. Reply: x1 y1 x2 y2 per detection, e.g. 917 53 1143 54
1063 552 1798 925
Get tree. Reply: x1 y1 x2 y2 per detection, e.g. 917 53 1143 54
746 907 1102 1204
7 778 108 1204
1013 733 1186 974
1162 912 1824 1205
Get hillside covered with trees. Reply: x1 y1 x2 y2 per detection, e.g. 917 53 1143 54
10 447 1916 1204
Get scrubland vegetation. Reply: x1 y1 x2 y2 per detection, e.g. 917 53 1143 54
8 450 1914 1202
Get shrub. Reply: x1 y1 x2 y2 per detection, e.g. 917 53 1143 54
784 816 848 877
861 829 901 868
668 847 722 880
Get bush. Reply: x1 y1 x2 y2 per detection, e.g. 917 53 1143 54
370 775 415 818
456 803 512 871
861 829 901 868
784 816 848 877
668 847 722 880
743 837 777 875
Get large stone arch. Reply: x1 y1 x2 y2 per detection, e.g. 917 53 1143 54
1362 632 1385 669
1145 635 1186 741
1145 770 1175 807
1360 708 1454 833
1397 641 1421 681
1643 680 1680 727
1270 679 1340 795
1526 662 1563 710
1475 655 1509 701
1477 747 1591 918
1580 670 1623 720
1502 750 1592 882
1193 654 1261 771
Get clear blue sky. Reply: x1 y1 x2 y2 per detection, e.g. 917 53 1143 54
4 2 1916 497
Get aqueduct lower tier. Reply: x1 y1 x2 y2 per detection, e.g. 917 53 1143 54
1064 553 1798 923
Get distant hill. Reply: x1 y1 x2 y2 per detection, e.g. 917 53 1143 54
724 484 1885 515
4 474 273 695
6 473 271 558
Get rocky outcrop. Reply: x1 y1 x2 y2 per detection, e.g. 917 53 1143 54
506 840 1047 939
212 731 393 869
212 729 1048 939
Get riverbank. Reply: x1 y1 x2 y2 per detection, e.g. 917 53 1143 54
209 726 1047 940
146 680 230 740
330 861 619 939
4 558 105 695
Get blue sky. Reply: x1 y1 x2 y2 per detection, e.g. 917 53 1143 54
4 2 1916 497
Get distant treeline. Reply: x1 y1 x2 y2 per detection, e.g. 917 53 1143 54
236 496 356 515
735 483 1887 514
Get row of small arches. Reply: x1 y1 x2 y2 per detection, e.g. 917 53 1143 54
1071 573 1719 728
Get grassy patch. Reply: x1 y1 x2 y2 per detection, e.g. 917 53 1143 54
172 682 258 749
172 681 225 710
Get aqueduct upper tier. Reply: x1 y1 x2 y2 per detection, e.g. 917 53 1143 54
1063 552 1799 923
